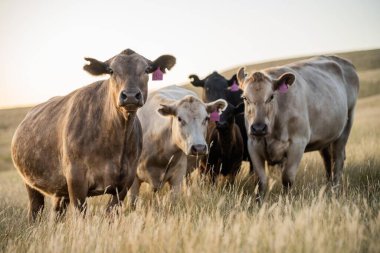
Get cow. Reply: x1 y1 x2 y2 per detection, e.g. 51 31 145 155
189 71 241 105
11 49 176 221
128 85 227 205
189 71 253 173
200 102 245 183
236 55 359 199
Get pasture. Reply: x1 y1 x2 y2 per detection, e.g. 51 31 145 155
1 49 380 253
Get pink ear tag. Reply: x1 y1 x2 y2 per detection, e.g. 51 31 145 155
152 68 163 81
278 82 288 94
210 110 220 122
230 81 240 92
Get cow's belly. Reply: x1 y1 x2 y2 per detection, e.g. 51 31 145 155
20 169 68 196
87 160 132 196
306 111 347 152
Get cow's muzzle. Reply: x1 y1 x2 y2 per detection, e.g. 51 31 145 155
119 90 144 110
190 144 208 156
250 123 268 136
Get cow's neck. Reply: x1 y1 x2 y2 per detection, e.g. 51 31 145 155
218 125 235 146
102 80 136 139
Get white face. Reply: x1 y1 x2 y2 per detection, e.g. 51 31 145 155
158 95 227 156
237 68 296 137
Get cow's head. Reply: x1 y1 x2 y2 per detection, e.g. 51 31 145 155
189 72 240 104
83 49 176 113
158 95 227 156
216 102 244 133
237 67 295 137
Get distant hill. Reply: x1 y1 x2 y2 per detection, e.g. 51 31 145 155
184 49 380 98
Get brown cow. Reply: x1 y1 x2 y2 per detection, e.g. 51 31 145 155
11 49 176 221
237 56 359 199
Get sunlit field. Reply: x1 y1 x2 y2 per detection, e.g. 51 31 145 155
0 50 379 253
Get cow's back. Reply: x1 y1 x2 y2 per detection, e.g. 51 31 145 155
138 85 198 134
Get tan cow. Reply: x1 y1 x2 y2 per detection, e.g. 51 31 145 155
11 49 176 221
128 85 226 205
236 56 359 198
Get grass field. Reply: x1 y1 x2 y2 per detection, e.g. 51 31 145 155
0 50 379 253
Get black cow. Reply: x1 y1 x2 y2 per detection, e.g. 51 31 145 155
189 71 253 173
200 103 244 182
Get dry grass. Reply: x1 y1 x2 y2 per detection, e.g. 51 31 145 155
1 49 380 252
0 94 379 252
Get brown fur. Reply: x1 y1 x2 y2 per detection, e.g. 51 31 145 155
11 49 176 221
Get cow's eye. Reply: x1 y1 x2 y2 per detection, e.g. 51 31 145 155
266 94 274 103
178 117 186 125
203 116 210 124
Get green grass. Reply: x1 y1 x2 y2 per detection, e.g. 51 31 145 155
0 50 380 253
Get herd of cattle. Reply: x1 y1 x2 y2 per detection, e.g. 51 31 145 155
11 49 359 221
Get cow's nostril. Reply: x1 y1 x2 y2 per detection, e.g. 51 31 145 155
191 144 207 154
251 123 268 136
135 92 142 100
120 92 127 101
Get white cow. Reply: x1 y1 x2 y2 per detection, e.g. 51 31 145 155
237 55 359 198
128 85 227 204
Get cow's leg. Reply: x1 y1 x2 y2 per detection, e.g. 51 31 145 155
169 180 182 197
25 184 44 222
248 141 266 201
67 165 88 214
127 177 141 208
210 167 218 185
168 156 187 200
282 141 306 190
319 146 332 181
247 156 254 175
53 196 70 219
106 186 129 214
185 156 198 186
226 162 241 185
331 113 354 186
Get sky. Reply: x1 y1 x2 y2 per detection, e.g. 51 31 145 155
0 0 379 108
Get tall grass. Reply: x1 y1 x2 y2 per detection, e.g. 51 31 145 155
0 94 379 253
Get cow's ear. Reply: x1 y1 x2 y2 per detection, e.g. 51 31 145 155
236 67 247 89
146 55 176 74
157 103 177 117
227 74 238 87
83 57 113 75
206 99 227 113
189 74 205 87
273 72 295 93
234 102 245 115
